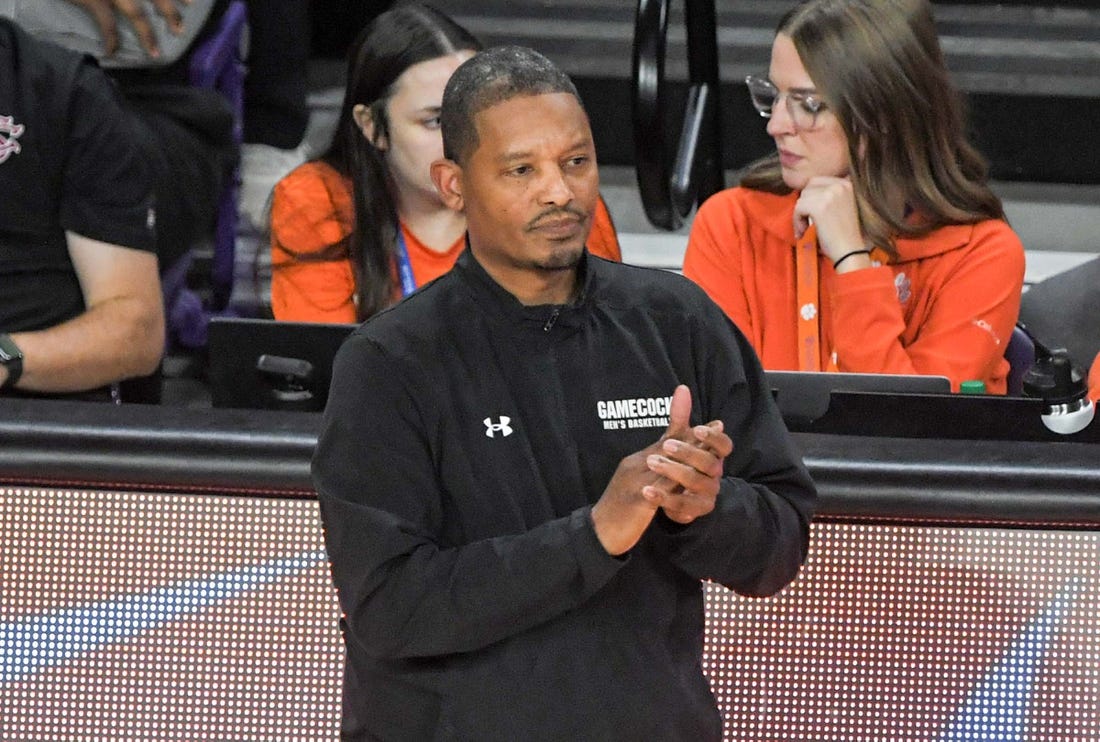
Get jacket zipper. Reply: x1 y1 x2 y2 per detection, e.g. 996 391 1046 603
543 307 562 332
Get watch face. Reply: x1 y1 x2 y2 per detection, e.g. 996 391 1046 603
0 334 22 363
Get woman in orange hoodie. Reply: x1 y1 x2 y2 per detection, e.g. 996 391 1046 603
270 4 620 324
683 0 1025 393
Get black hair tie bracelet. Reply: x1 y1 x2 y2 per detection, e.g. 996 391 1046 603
833 249 872 270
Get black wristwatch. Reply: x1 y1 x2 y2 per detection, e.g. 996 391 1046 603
0 333 24 390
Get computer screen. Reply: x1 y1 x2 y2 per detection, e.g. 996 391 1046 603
207 317 355 411
766 370 952 425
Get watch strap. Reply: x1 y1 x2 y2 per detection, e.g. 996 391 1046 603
0 333 24 390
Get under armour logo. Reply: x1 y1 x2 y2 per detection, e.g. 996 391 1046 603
483 416 513 438
0 115 25 165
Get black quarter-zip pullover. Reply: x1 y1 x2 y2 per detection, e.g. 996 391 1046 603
314 249 817 741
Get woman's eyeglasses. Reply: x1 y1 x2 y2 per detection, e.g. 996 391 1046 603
745 75 828 131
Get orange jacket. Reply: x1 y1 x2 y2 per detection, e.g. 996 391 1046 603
683 188 1026 394
270 160 623 324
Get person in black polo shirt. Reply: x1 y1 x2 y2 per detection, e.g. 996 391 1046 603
0 18 165 397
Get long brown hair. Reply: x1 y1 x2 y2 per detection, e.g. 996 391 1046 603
741 0 1004 255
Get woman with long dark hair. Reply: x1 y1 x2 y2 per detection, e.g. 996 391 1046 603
270 3 621 323
683 0 1025 393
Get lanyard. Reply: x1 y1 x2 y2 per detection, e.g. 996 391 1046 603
794 225 823 371
395 228 417 298
794 226 839 372
794 226 847 373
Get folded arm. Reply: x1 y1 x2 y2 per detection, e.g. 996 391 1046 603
830 224 1025 391
5 232 164 392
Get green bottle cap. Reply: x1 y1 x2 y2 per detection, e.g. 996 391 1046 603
960 380 986 395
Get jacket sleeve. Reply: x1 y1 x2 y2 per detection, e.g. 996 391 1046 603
682 191 756 342
658 300 818 597
312 333 626 660
269 165 358 324
828 221 1025 393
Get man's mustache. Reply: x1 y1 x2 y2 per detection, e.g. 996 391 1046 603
525 206 588 231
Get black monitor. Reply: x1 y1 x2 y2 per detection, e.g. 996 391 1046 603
207 317 355 411
764 369 1100 442
766 370 952 425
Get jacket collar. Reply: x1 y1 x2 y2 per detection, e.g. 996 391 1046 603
453 244 595 331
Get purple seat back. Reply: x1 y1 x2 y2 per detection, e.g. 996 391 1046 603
188 0 247 310
1005 325 1036 396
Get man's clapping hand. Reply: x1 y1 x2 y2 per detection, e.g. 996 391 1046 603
591 385 733 555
